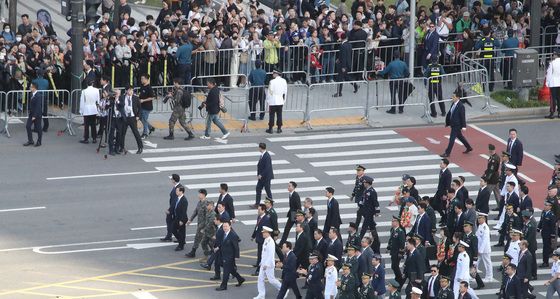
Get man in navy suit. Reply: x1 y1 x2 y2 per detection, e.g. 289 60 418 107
506 129 524 169
423 265 441 299
161 174 180 242
504 182 520 213
441 88 472 158
516 240 534 299
293 222 311 268
519 185 533 213
216 202 231 222
276 241 302 299
327 227 343 268
434 159 452 223
323 187 342 237
173 185 189 251
312 229 329 262
24 82 43 147
333 33 359 97
216 183 236 221
216 221 245 291
371 255 386 297
423 22 440 69
502 264 521 299
475 177 491 214
280 181 302 245
411 202 434 245
251 204 271 275
252 143 274 208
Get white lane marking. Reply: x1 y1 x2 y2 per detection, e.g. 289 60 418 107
185 177 318 189
143 140 158 148
138 143 258 154
426 137 441 144
173 168 304 181
296 146 427 159
267 130 396 142
283 138 411 150
311 154 441 167
339 172 474 185
143 151 273 163
480 154 536 183
0 236 162 253
206 186 327 198
325 163 461 176
234 195 351 207
46 170 161 181
130 225 167 231
470 124 554 169
132 291 159 299
156 160 290 172
444 135 464 146
0 206 46 213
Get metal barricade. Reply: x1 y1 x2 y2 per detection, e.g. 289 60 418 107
4 89 71 138
364 41 404 80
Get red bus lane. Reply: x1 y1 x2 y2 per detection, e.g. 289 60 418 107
396 124 554 210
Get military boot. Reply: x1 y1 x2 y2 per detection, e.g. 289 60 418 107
163 129 174 140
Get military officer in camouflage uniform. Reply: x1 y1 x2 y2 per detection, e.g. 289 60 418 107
484 144 501 208
163 77 195 140
357 273 375 299
387 215 405 284
337 263 356 299
200 201 217 259
352 165 367 227
436 275 454 299
521 209 538 279
186 189 209 258
385 279 400 299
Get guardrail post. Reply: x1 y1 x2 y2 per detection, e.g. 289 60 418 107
304 84 312 130
364 81 370 121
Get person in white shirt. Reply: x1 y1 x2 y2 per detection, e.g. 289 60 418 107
402 198 418 234
253 226 281 299
506 229 522 266
266 69 287 134
324 254 338 299
545 49 560 119
476 212 493 282
79 79 100 144
545 249 560 299
454 241 480 299
496 164 519 229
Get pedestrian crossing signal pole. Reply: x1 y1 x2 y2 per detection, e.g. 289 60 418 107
408 0 416 79
70 0 85 92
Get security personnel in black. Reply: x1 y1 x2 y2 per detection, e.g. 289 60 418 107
521 210 538 279
462 221 485 289
475 28 501 92
424 56 446 118
388 215 406 285
336 263 356 299
413 234 429 274
352 165 367 228
436 276 454 299
346 222 361 249
359 176 380 248
538 199 557 267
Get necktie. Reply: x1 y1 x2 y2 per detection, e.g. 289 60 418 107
509 140 513 152
428 276 434 295
506 193 510 203
451 103 457 116
175 197 180 213
223 232 228 241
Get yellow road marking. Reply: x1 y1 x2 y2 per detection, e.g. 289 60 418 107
58 284 122 294
161 266 213 274
239 254 257 259
18 290 67 297
146 280 259 293
125 272 220 284
92 278 172 289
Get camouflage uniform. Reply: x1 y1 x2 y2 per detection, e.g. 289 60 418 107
189 199 208 251
167 87 194 137
201 210 217 256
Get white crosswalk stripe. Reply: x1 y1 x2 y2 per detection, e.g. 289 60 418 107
137 129 549 298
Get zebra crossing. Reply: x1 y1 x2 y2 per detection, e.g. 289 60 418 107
138 129 550 298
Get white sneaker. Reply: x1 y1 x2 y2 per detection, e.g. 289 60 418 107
221 132 230 139
200 135 211 139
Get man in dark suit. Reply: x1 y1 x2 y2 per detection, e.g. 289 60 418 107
453 205 466 234
280 181 302 245
206 217 224 279
441 88 472 158
371 255 386 297
519 185 533 213
358 236 375 277
216 221 245 291
118 85 143 155
216 183 236 221
216 203 231 222
457 281 473 299
502 264 521 299
293 222 311 269
23 82 43 147
251 204 271 274
423 265 441 299
475 177 491 214
506 128 524 169
521 210 538 280
312 229 329 262
411 202 434 245
423 23 440 68
403 239 425 296
173 185 189 251
323 187 342 237
327 227 343 268
504 182 520 213
161 174 180 242
516 240 534 299
252 142 274 207
276 241 302 299
433 159 452 223
333 33 358 97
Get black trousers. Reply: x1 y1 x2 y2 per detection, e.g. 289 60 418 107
26 116 42 143
268 105 283 129
336 69 357 95
97 116 108 140
550 87 560 114
428 83 445 115
389 81 404 111
172 221 186 247
359 212 375 239
543 235 552 264
276 278 301 299
108 117 124 153
220 261 243 289
503 57 513 89
354 206 364 228
444 126 472 155
121 117 143 150
249 86 266 119
165 213 173 239
255 178 272 205
280 219 296 245
83 115 97 140
391 254 404 284
482 59 495 92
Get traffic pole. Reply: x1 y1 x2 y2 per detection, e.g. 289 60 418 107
408 0 416 79
70 0 84 92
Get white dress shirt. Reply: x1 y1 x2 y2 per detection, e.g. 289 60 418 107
267 76 287 106
80 86 100 116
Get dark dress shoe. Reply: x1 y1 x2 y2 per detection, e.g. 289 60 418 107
34 142 41 147
555 154 560 159
386 109 396 114
248 116 256 121
493 243 504 247
160 238 172 242
265 129 273 134
23 141 34 146
210 276 221 281
277 128 282 133
215 287 227 291
398 109 404 114
474 284 485 290
440 153 449 158
149 127 155 135
463 148 473 154
248 204 258 209
236 277 245 287
353 85 359 93
251 271 259 276
174 246 184 251
430 113 437 118
79 139 89 144
92 139 97 143
200 263 211 270
540 263 550 268
136 148 143 154
252 264 258 268
332 93 342 97
546 113 555 119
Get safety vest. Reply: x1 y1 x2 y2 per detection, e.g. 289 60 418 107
429 64 441 83
482 38 495 58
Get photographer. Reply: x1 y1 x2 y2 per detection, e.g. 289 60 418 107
163 77 195 141
200 78 229 140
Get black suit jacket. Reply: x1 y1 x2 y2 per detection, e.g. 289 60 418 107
422 275 441 299
169 185 179 214
507 138 524 166
502 275 521 299
506 192 520 212
216 193 236 219
220 230 240 264
287 191 302 219
323 197 342 232
454 213 466 233
445 101 467 128
312 238 328 261
118 94 141 117
294 232 311 267
327 238 343 263
282 251 299 281
338 41 353 70
29 92 43 119
404 249 425 280
516 250 532 281
520 195 533 212
252 214 271 243
475 187 491 214
174 195 189 224
257 151 274 180
435 168 452 202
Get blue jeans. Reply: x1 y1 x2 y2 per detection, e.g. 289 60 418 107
140 108 153 135
204 113 228 137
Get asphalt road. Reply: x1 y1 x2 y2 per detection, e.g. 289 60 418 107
0 118 557 299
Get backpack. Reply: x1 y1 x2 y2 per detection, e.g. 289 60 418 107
181 88 191 109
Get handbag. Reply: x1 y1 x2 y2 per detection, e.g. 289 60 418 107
239 51 249 64
219 93 227 113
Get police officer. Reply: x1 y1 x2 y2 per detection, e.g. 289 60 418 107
186 189 209 258
521 210 538 279
336 263 356 299
538 199 557 268
436 276 454 299
357 273 375 298
163 77 195 140
352 165 367 228
475 28 501 92
388 215 406 285
424 56 446 118
386 279 400 299
359 176 380 243
297 253 324 299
